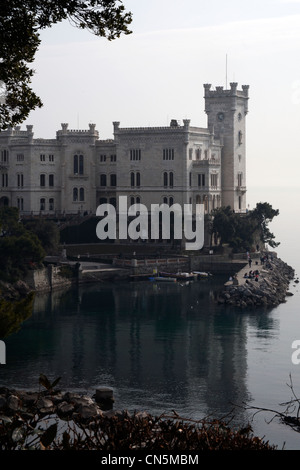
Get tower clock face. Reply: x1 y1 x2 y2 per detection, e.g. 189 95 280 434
217 112 224 122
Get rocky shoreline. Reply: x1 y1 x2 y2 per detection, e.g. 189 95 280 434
217 253 296 308
0 385 125 425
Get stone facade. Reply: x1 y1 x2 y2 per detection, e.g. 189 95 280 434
0 83 249 216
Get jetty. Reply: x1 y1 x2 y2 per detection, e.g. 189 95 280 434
218 252 295 308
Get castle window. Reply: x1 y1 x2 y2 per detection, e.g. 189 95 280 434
130 172 135 187
100 154 106 162
100 174 107 187
2 174 8 187
49 198 54 211
130 149 141 161
17 173 24 188
17 197 24 211
49 174 54 187
49 155 54 162
79 155 84 174
99 197 107 205
198 174 205 187
109 197 116 208
164 172 173 188
40 154 45 162
40 198 45 211
1 149 9 163
17 154 24 162
136 172 140 187
73 188 78 201
163 149 174 160
79 187 84 201
110 174 117 187
17 173 24 187
238 131 243 145
189 172 192 187
110 155 116 162
40 174 45 187
74 154 84 174
210 173 218 187
237 173 243 187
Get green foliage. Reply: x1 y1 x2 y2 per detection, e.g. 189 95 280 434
23 219 60 254
211 202 280 251
0 0 132 130
0 292 34 338
0 207 45 282
250 202 280 248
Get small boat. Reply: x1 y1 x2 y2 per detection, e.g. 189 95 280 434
193 271 212 279
149 276 177 282
159 271 195 281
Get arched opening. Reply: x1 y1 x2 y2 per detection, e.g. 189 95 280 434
0 196 9 207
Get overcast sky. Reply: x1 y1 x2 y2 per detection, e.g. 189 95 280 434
22 0 300 191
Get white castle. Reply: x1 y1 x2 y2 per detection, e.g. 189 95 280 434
0 83 249 218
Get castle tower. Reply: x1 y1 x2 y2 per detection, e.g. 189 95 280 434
204 83 249 212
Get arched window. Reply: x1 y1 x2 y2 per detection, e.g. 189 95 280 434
79 187 84 201
163 172 168 187
49 198 54 211
169 197 174 206
73 188 78 201
99 197 107 205
169 172 173 188
40 174 45 187
109 197 116 208
74 155 78 174
163 197 168 204
130 172 135 187
100 174 107 186
136 172 140 187
40 198 45 211
79 155 84 174
110 174 117 186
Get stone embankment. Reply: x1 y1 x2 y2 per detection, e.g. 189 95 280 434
217 253 296 308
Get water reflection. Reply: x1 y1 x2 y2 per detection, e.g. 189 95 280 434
1 277 279 427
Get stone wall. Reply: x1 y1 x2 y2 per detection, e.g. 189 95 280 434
25 265 74 292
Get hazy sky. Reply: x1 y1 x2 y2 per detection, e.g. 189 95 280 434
22 0 300 190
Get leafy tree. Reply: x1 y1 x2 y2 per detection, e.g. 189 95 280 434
0 207 45 281
211 202 280 252
249 202 280 248
0 0 132 130
23 219 60 254
211 206 235 246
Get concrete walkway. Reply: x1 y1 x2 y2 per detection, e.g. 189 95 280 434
225 257 266 287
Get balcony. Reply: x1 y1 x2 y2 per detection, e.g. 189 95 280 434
192 158 220 167
236 186 246 193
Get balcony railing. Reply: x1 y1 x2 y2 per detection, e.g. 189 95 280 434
192 158 220 166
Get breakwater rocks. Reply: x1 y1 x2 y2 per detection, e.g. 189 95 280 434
217 255 296 308
0 386 119 424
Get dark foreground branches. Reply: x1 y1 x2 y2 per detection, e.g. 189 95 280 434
0 409 276 451
240 374 300 435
